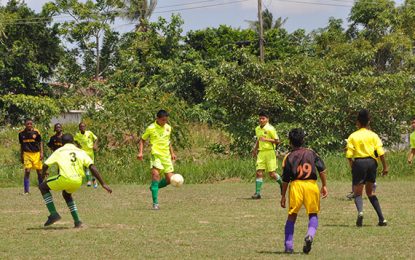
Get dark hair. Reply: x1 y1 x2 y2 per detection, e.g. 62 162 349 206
62 134 74 144
357 109 370 126
24 118 33 123
79 122 86 127
412 116 415 121
156 110 169 118
54 123 62 129
288 128 305 148
258 110 268 118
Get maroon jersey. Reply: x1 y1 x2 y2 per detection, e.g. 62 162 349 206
282 147 326 182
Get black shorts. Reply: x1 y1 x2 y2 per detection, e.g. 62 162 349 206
352 158 377 185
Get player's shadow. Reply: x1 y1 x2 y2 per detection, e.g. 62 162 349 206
236 197 274 200
257 250 303 255
323 224 353 227
27 226 70 230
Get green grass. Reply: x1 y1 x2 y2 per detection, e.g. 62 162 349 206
0 181 414 259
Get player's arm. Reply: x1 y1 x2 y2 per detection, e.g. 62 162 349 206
89 164 112 193
319 170 328 198
259 136 279 144
41 164 49 180
137 138 146 161
280 181 289 208
252 140 259 157
20 146 24 164
40 141 44 160
170 143 177 161
280 155 290 208
93 134 99 151
379 154 388 176
408 148 415 164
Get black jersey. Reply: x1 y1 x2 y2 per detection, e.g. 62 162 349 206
47 134 63 151
19 128 42 152
282 147 326 182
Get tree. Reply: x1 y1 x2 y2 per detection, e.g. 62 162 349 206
246 8 287 32
120 0 157 32
0 0 62 95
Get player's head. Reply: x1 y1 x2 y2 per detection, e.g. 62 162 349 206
411 116 415 130
54 123 62 133
62 134 74 145
258 111 269 127
357 109 370 128
24 118 33 130
79 122 86 133
288 128 305 148
156 110 169 126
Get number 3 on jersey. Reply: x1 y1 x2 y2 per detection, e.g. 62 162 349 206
296 163 312 179
70 152 77 163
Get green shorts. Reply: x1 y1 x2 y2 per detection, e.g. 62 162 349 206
151 154 174 174
46 175 82 194
256 150 277 173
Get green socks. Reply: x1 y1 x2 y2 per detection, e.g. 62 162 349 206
158 178 168 189
67 200 80 223
151 180 159 205
43 192 57 215
255 178 263 194
85 168 92 182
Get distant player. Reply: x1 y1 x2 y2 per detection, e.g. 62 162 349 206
137 110 178 210
251 111 282 199
407 116 415 164
47 123 63 152
74 122 98 188
39 134 112 228
281 128 328 254
18 118 44 194
346 109 388 227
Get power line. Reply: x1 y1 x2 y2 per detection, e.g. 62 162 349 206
153 0 251 14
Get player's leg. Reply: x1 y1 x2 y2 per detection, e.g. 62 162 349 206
36 169 43 185
303 181 320 254
39 179 61 226
158 156 174 189
284 213 297 253
33 152 43 185
365 160 386 226
62 190 82 228
352 159 366 227
252 170 264 199
23 169 31 194
267 151 282 192
269 171 282 194
85 167 92 186
150 168 162 209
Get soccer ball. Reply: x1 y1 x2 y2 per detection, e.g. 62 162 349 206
170 174 184 187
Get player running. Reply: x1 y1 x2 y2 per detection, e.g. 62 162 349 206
39 134 112 228
18 118 44 194
47 123 63 152
137 110 178 210
251 111 282 199
346 109 388 227
281 128 328 254
74 122 98 188
407 117 415 164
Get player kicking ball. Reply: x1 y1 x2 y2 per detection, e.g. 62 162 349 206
251 111 282 199
281 128 328 254
39 134 112 228
137 110 178 210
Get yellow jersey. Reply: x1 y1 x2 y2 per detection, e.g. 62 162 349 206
255 123 279 151
346 128 385 159
410 132 415 149
74 130 97 155
45 143 93 182
142 121 172 157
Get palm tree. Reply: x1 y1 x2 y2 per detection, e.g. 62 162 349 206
246 8 287 32
121 0 157 32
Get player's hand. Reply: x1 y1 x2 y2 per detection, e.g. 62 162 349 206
137 153 143 161
40 153 44 161
252 150 257 158
408 159 412 165
93 144 98 151
321 186 328 199
280 196 286 208
382 167 388 176
259 136 267 142
102 184 112 194
171 153 177 161
20 157 24 164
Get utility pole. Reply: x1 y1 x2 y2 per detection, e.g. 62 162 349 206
258 0 264 62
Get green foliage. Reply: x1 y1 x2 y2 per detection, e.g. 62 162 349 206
0 94 60 125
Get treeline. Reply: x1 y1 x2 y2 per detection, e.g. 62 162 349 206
1 0 415 154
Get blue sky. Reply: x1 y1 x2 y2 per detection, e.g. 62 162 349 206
6 0 406 33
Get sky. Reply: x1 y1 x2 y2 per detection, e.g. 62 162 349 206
3 0 406 33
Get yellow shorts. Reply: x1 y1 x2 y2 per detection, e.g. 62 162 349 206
23 152 43 170
85 150 95 163
151 154 174 174
46 175 82 194
256 150 277 172
288 180 320 215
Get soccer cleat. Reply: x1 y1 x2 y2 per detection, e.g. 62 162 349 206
356 212 363 227
284 248 294 254
303 235 313 254
44 214 61 226
346 192 355 200
87 181 92 187
74 221 83 228
152 204 160 210
21 192 30 196
251 193 262 200
378 220 387 226
93 179 98 189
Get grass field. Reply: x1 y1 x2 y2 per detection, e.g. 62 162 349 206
0 181 414 259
